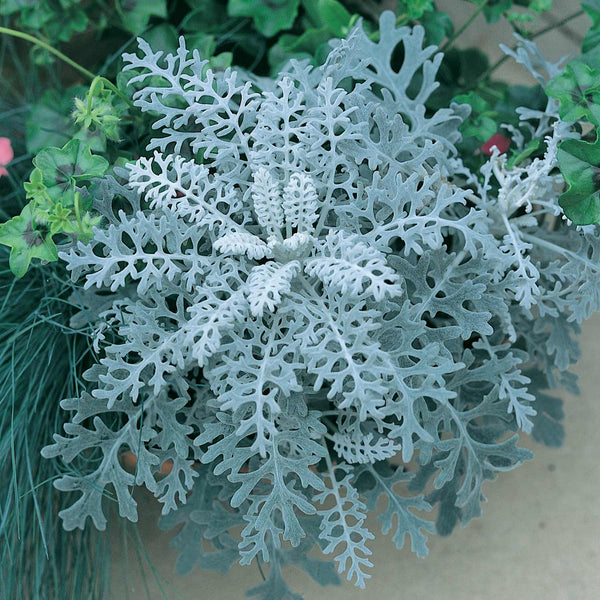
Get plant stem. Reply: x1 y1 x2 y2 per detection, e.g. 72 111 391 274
0 27 96 81
531 9 585 41
256 557 267 582
86 75 133 110
440 0 490 53
0 27 132 106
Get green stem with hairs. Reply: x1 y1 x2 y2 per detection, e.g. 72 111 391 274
86 75 132 110
0 27 131 105
0 26 96 80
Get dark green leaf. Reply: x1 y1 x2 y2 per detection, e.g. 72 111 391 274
317 0 352 37
454 92 498 142
482 0 514 23
228 0 301 37
26 88 85 154
118 0 167 34
140 23 179 53
397 0 434 20
507 137 542 168
268 28 331 70
181 0 229 33
582 0 600 27
582 28 600 54
421 10 453 46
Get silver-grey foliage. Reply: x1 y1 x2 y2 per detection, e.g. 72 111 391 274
42 12 599 597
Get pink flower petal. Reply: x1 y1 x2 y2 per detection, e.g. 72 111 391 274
0 137 14 167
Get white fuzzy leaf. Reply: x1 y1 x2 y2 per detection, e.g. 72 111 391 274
214 232 273 260
246 261 300 317
251 167 284 234
316 462 374 588
332 432 399 464
305 231 402 301
282 172 319 232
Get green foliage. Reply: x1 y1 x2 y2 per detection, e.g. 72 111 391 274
557 137 600 225
26 87 85 154
0 0 89 53
542 1 600 224
31 139 108 203
0 139 108 275
117 0 167 34
0 0 597 597
315 0 354 37
228 0 301 37
546 61 600 125
454 91 498 142
0 0 166 60
268 0 360 70
72 79 124 144
468 0 553 27
0 203 58 277
397 0 435 20
420 9 453 45
582 0 600 51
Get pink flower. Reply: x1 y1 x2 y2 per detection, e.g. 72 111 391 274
0 138 14 177
481 133 510 156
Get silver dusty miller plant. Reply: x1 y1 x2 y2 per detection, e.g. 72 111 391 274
43 12 600 598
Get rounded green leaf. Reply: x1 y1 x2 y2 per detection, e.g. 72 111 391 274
557 137 600 225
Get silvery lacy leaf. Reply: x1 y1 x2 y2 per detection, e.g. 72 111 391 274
305 231 402 301
158 464 243 575
315 462 374 588
213 231 273 260
127 151 247 239
251 166 285 234
245 516 340 600
356 464 434 558
44 9 599 597
332 432 399 465
246 261 301 317
60 208 211 294
41 385 202 530
123 39 261 162
426 348 534 523
197 411 326 565
282 172 319 232
286 289 396 420
205 313 305 457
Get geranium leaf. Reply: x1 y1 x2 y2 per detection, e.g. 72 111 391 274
33 139 109 202
0 205 58 277
546 61 600 126
557 137 600 225
227 0 300 37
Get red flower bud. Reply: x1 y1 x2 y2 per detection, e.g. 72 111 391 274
481 133 510 156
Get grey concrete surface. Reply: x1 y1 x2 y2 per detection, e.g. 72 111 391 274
107 2 599 598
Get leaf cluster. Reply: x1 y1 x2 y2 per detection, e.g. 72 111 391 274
1 3 597 599
545 0 600 224
39 14 598 598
